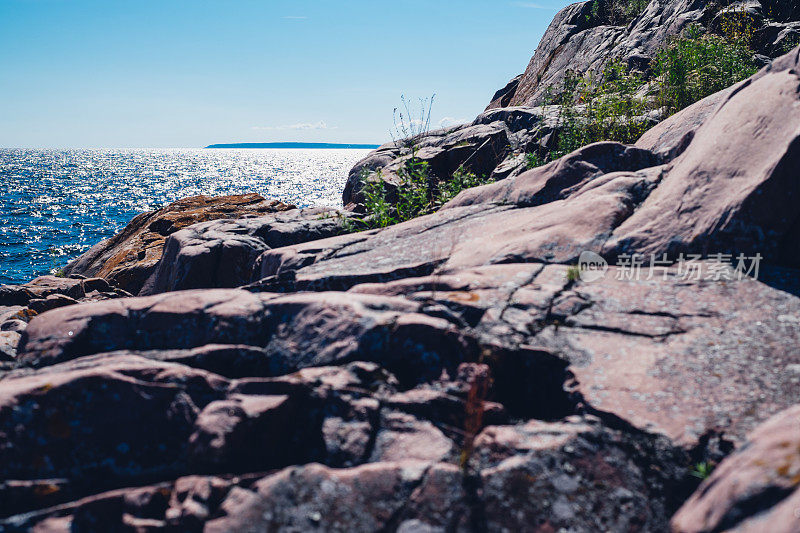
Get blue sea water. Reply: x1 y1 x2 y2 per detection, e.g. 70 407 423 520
0 148 371 285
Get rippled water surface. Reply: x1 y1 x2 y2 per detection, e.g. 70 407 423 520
0 148 370 285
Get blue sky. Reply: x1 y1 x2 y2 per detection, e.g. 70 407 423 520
0 0 568 148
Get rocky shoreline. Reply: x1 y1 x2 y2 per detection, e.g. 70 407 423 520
2 1 800 531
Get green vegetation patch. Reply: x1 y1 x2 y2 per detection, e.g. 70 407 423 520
353 162 492 230
591 0 649 26
653 25 758 114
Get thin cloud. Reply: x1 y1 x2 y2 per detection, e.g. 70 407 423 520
438 117 468 127
282 15 308 19
252 121 335 131
512 2 551 9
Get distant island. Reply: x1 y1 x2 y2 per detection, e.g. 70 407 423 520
205 142 380 149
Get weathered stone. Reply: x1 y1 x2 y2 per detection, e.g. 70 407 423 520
140 206 349 295
16 289 275 368
203 461 436 532
487 0 800 109
0 276 86 306
672 404 800 533
17 289 474 386
0 285 36 307
63 194 295 294
635 87 734 158
368 411 454 463
534 265 800 447
0 354 227 503
0 331 20 361
187 394 300 472
26 294 79 315
474 417 690 532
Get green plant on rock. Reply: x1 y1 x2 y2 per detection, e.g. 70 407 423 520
718 4 758 46
690 461 715 480
591 0 649 26
653 24 757 114
525 152 551 170
356 162 492 230
566 265 582 282
359 170 395 229
551 59 651 157
583 59 651 142
436 166 491 206
782 33 800 54
395 157 433 223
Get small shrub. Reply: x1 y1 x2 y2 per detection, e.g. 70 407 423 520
525 152 550 169
395 157 433 223
356 163 491 230
436 166 491 206
51 267 66 278
550 59 651 157
690 461 715 480
718 5 758 45
653 25 757 114
360 170 395 229
781 33 800 54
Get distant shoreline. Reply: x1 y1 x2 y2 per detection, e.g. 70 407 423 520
205 142 380 149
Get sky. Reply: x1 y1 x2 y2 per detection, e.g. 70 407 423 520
0 0 570 148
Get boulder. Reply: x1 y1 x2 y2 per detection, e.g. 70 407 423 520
0 276 87 305
26 294 78 315
187 394 300 472
342 107 560 209
16 289 275 368
0 331 20 361
672 404 800 532
62 194 295 294
139 206 350 295
474 417 690 532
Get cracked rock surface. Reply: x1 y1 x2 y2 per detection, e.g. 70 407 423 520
1 47 800 532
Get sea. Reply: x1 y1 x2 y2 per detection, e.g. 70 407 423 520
0 148 372 285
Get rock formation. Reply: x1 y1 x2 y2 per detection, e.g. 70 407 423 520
343 0 800 209
0 8 799 533
487 0 800 110
341 106 563 210
62 194 296 295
